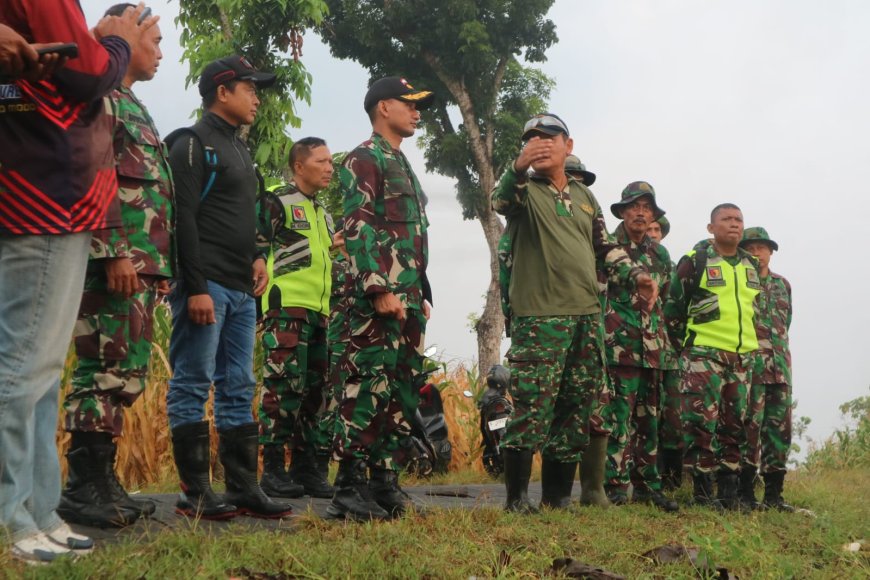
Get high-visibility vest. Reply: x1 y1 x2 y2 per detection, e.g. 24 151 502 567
684 249 760 353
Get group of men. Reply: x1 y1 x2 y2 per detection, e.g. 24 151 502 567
493 113 794 516
1 0 435 564
0 0 794 566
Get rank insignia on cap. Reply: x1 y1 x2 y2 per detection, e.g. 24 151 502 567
292 206 307 222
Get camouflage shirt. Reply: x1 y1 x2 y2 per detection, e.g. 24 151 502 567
328 254 351 344
340 132 429 308
603 223 676 370
753 272 792 385
90 86 174 277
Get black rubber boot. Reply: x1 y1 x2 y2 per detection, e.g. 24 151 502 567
219 423 293 519
691 471 719 509
260 444 304 498
716 469 740 511
57 433 139 528
369 466 421 517
326 460 390 521
289 450 336 499
316 453 331 481
579 436 611 508
660 449 684 491
739 466 761 511
605 489 629 506
540 459 577 509
632 486 679 512
762 471 795 512
171 421 237 520
503 448 538 514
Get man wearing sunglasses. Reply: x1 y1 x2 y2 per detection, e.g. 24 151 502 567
491 113 658 512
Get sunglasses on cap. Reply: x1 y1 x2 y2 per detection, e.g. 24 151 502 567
522 114 569 140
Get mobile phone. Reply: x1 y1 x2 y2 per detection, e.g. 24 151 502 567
36 43 78 59
138 7 152 24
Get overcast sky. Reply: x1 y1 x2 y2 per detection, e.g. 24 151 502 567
83 0 869 449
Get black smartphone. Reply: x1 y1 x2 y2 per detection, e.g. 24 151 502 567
36 43 78 59
138 7 152 24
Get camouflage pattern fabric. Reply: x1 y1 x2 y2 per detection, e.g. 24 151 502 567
604 367 662 492
658 368 684 452
753 273 792 385
323 255 351 450
333 297 426 470
680 346 752 474
503 314 608 463
64 274 161 436
89 87 174 275
333 132 430 470
758 383 791 474
64 86 173 437
258 308 330 455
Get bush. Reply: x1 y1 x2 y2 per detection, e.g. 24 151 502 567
804 391 870 471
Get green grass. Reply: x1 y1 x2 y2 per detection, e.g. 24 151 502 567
3 468 868 579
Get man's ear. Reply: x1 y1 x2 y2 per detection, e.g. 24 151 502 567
706 223 714 235
565 136 574 155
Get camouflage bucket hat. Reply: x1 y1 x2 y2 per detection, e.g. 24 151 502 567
564 155 596 186
739 226 779 251
657 215 670 239
610 181 665 220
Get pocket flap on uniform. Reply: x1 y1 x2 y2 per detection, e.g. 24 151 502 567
506 346 555 364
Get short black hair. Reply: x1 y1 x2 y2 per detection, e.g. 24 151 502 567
104 3 136 17
711 202 741 222
202 79 240 110
290 137 327 166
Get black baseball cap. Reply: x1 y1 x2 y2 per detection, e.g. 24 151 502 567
198 55 277 97
522 113 570 141
364 76 434 113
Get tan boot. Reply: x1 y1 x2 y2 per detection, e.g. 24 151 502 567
578 436 611 508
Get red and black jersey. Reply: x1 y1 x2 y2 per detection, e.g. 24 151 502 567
0 0 130 235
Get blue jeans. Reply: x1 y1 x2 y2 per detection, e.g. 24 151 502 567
167 280 257 431
0 233 90 542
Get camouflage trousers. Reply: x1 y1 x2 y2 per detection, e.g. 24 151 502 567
504 314 608 463
333 297 426 471
658 369 684 452
741 382 792 474
64 272 161 437
588 381 613 438
605 367 662 492
258 309 330 455
680 346 752 474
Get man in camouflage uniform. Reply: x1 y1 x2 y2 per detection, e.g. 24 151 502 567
256 137 336 500
564 154 596 186
665 203 760 510
328 77 434 521
492 113 658 513
59 6 171 528
647 216 685 490
602 183 678 512
738 227 794 511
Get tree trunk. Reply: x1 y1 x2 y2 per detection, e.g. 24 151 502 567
476 207 505 375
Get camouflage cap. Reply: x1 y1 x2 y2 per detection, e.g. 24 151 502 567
739 226 779 251
564 154 596 186
656 215 670 239
610 181 665 220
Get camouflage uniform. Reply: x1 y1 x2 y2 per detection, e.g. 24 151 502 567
334 133 430 471
743 272 792 474
64 87 174 437
323 254 350 445
256 182 333 455
603 223 676 493
659 264 685 453
665 240 760 474
492 169 645 462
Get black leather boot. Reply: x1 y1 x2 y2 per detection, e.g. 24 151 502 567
691 471 719 509
503 448 538 514
57 432 139 528
289 450 335 499
326 460 390 521
369 466 421 517
716 469 740 511
171 421 237 520
539 459 577 509
739 466 761 511
260 444 304 498
660 449 684 491
316 453 331 480
632 485 679 512
762 471 795 512
219 423 293 519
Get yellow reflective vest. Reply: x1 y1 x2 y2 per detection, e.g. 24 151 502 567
684 249 760 353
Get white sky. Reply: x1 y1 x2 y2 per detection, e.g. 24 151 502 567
83 0 870 449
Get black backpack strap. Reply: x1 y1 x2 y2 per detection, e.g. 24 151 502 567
689 241 709 297
164 126 219 202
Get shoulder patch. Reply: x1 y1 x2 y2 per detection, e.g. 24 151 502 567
706 265 726 287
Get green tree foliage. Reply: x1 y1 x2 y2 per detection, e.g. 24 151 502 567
175 0 329 176
320 0 558 370
804 390 870 470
